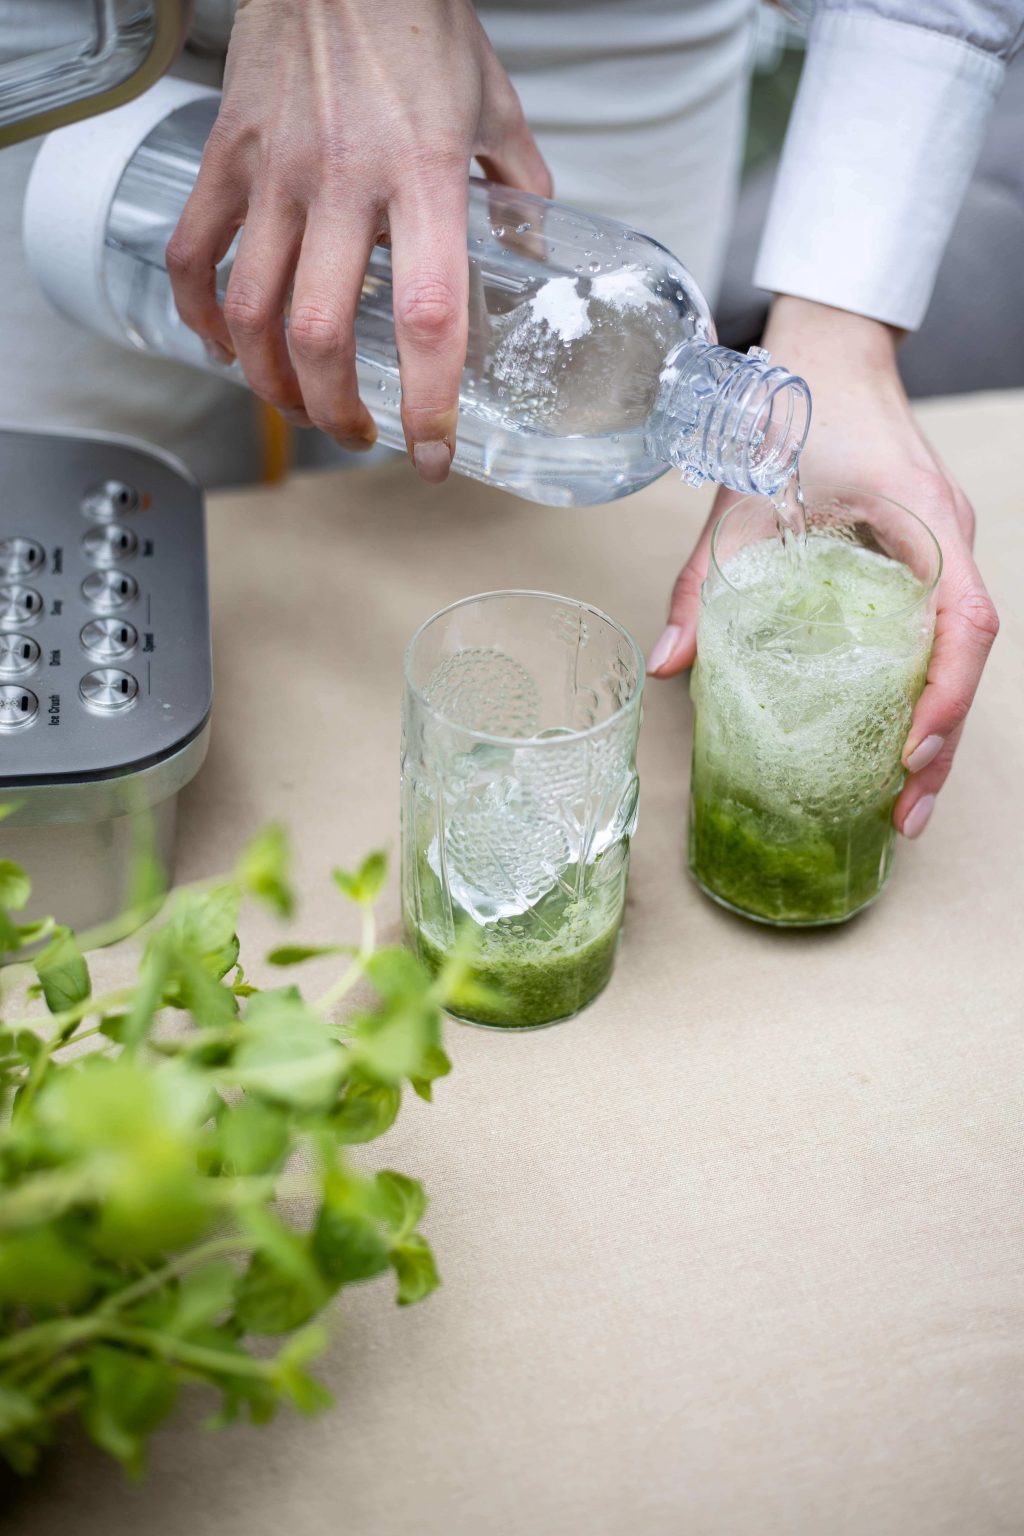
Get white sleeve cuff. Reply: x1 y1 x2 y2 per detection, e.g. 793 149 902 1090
753 11 1006 330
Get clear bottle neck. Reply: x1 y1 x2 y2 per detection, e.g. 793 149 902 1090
649 341 811 497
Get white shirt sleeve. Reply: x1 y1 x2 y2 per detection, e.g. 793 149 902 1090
753 8 1009 329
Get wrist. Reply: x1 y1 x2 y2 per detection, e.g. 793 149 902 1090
763 296 900 374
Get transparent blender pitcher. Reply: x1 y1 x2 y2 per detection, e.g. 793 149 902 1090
0 1 188 148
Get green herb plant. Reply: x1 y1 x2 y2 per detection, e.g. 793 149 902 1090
0 820 460 1479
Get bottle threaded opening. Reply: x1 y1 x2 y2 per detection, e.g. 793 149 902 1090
655 343 811 496
705 352 811 495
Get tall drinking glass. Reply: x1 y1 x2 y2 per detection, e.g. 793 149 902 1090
689 486 941 925
402 592 644 1028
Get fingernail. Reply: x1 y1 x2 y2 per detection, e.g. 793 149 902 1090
904 733 944 772
902 794 936 840
340 432 376 454
647 624 686 675
203 338 235 366
413 441 452 484
283 408 313 429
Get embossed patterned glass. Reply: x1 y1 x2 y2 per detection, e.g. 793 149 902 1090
402 592 644 1029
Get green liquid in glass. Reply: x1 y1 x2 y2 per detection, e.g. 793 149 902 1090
407 912 621 1028
405 852 626 1028
689 785 895 925
690 535 931 926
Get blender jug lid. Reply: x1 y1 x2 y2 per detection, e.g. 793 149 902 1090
23 76 218 345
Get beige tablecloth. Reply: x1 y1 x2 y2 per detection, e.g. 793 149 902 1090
6 392 1023 1536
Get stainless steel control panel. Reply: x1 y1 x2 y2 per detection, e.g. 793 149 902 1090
0 428 212 783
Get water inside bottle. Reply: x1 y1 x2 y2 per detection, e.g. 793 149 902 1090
97 95 810 506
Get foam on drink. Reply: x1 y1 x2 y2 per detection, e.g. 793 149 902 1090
689 527 933 924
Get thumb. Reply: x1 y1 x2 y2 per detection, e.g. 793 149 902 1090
647 504 723 677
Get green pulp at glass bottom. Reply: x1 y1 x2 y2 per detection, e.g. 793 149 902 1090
405 913 622 1028
689 787 895 925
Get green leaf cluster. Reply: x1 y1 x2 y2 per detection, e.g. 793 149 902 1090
0 825 451 1479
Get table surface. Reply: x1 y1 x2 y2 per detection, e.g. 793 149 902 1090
6 391 1023 1536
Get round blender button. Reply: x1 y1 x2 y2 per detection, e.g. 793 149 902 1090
79 668 139 713
80 617 138 661
0 537 45 577
81 569 138 612
0 633 41 676
0 685 38 729
82 480 139 521
82 523 138 566
0 584 44 627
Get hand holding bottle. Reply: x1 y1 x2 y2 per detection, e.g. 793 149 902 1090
647 296 999 839
165 0 551 480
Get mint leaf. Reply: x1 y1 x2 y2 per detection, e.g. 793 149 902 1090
360 951 451 1096
14 1028 44 1063
37 1057 210 1260
266 943 349 967
168 886 241 979
218 1095 289 1175
166 1262 238 1337
332 850 387 905
349 1005 430 1084
234 1254 320 1334
235 1212 326 1335
409 1043 452 1103
123 931 173 1048
238 824 294 917
83 1347 178 1479
375 1170 427 1242
172 884 239 952
34 925 91 1016
312 1190 390 1288
0 908 20 956
231 993 348 1111
0 1383 42 1473
0 859 31 912
271 1327 332 1415
390 1234 440 1306
205 1370 280 1431
365 945 431 1001
171 955 238 1029
329 1076 401 1144
0 1226 94 1310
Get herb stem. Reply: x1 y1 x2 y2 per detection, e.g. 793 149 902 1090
210 1171 321 1207
0 1316 99 1367
42 1386 86 1421
315 904 375 1012
6 1315 278 1383
13 1036 50 1122
6 987 136 1040
69 871 233 955
99 1323 276 1381
52 1021 105 1051
20 1352 88 1399
99 1235 253 1315
156 1022 248 1056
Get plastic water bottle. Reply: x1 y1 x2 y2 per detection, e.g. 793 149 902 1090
25 78 810 508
